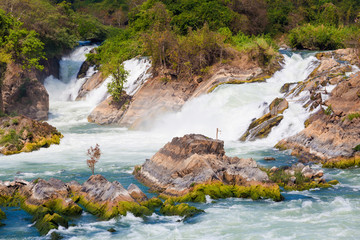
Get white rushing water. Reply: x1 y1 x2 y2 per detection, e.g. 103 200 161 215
1 47 360 239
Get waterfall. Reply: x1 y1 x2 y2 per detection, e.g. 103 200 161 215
150 53 319 145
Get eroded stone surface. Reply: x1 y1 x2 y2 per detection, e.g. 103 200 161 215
134 134 269 195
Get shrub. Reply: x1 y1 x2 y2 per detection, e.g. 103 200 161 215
324 105 333 115
347 112 360 121
287 24 357 50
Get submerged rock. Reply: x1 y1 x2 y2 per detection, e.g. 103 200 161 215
0 116 62 155
240 98 288 141
134 134 280 200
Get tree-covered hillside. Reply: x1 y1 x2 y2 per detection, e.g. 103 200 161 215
0 0 359 73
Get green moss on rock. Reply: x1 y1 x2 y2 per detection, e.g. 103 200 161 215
140 197 163 210
207 76 270 93
0 208 5 220
265 168 338 191
74 195 158 220
162 181 283 203
44 199 82 216
322 158 360 169
34 213 68 236
160 202 204 219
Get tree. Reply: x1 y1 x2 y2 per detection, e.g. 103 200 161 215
87 144 101 175
105 60 129 101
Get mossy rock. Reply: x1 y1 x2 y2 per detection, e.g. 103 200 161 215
75 195 157 220
160 202 204 219
117 201 153 217
0 116 63 155
322 158 360 169
34 213 68 236
44 199 82 216
0 208 5 220
207 75 270 93
140 197 163 210
50 232 64 240
265 167 338 191
162 181 283 203
283 182 333 191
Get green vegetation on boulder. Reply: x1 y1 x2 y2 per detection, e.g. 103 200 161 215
0 116 62 155
240 98 288 141
264 166 338 191
34 213 68 236
160 201 204 219
161 181 283 203
322 158 360 169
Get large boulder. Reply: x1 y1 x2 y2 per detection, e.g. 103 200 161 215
134 134 269 196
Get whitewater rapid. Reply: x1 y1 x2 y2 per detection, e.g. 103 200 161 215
1 47 360 239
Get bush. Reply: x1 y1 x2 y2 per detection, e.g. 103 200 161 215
324 105 333 115
287 24 358 50
231 32 279 66
347 112 360 121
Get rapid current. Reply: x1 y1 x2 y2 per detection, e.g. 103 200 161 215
0 46 359 239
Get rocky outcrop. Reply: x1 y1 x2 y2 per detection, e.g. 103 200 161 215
89 57 282 127
134 134 280 199
76 71 105 100
1 63 49 120
0 116 62 155
276 49 360 168
0 175 158 235
240 98 288 141
87 95 130 125
266 163 338 191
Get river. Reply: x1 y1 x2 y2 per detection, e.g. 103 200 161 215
0 46 359 239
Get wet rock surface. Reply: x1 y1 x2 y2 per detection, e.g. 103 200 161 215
88 95 131 125
134 134 270 196
276 49 360 167
89 58 278 128
240 98 288 141
0 175 149 235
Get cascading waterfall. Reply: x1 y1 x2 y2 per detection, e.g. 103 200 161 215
43 46 151 129
1 47 360 240
151 53 319 146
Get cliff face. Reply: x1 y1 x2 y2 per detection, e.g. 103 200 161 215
276 48 360 166
1 63 49 120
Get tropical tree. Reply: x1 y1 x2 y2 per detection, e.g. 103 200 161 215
104 60 129 101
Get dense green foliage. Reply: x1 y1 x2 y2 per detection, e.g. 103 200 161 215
0 10 45 69
0 0 111 60
1 0 360 73
105 63 129 101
